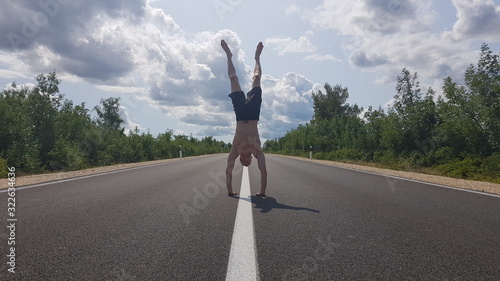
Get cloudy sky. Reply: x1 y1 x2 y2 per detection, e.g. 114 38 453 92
1 0 499 142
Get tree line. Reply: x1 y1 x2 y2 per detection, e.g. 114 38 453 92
0 72 229 177
264 44 499 183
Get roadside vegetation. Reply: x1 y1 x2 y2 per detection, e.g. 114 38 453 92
0 72 229 177
264 44 500 184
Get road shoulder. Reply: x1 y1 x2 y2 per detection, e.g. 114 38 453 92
0 155 214 189
273 154 500 196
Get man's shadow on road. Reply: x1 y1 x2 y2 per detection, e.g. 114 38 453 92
234 196 320 214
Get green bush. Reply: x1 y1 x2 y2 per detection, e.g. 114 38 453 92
330 148 365 161
47 139 88 171
435 158 482 179
482 153 500 181
372 150 398 168
432 147 457 164
313 151 326 160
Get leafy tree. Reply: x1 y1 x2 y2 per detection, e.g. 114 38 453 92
363 106 386 152
94 97 124 132
0 84 31 155
56 100 92 142
393 68 421 115
439 44 499 156
0 83 41 172
28 72 61 165
388 69 438 155
464 43 500 151
35 71 61 98
48 100 93 170
311 83 361 120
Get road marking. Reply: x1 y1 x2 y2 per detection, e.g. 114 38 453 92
337 166 500 198
226 166 258 281
0 162 173 192
283 156 500 198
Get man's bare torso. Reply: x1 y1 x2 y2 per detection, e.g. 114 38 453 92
232 120 262 154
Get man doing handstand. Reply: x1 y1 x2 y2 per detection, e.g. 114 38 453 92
221 40 267 197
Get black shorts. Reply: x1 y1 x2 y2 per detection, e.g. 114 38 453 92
228 87 262 122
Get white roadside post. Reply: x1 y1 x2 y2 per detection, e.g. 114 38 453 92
179 145 183 158
310 146 313 159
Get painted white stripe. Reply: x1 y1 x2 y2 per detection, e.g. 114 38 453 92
226 166 258 281
0 162 171 193
289 156 500 199
323 161 500 199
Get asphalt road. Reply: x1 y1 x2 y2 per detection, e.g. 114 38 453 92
1 154 499 280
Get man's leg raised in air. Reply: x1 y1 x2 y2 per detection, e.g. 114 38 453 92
252 42 264 89
221 40 242 93
254 42 267 197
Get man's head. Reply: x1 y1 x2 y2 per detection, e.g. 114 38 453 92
239 152 252 167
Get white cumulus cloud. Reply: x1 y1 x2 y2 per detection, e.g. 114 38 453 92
449 0 500 41
265 36 317 56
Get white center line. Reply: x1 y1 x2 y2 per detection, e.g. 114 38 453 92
226 166 258 281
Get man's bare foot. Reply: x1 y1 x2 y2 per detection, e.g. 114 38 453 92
221 40 232 57
228 192 238 197
255 193 266 197
255 42 264 60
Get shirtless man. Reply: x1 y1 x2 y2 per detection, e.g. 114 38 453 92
221 40 267 197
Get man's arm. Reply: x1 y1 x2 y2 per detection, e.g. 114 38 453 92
255 150 267 195
226 149 239 195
